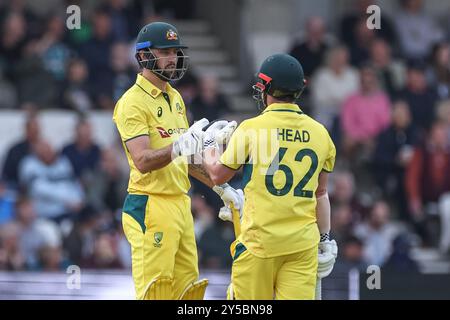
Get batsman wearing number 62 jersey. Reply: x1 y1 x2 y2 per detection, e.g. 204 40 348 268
203 53 337 299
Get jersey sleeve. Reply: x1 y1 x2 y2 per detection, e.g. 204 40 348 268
219 120 251 170
114 99 150 142
322 132 336 173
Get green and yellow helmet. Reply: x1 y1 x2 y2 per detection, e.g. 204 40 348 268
135 22 189 81
252 53 306 110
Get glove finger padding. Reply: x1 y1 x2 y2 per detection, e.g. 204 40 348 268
204 120 230 134
215 121 237 144
218 206 233 222
190 118 210 132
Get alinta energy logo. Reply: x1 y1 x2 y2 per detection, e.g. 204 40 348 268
157 127 188 138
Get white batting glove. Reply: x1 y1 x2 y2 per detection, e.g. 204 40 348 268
217 189 244 223
218 206 233 222
203 120 237 150
172 118 209 157
215 121 237 144
317 238 338 279
213 184 244 220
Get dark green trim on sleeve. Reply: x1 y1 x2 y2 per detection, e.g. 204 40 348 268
322 168 333 173
124 134 149 143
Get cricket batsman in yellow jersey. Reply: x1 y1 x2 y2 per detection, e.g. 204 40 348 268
113 22 240 300
203 54 338 299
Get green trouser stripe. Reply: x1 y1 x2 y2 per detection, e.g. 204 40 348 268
123 194 149 233
233 243 247 261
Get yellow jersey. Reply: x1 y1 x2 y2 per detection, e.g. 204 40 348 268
220 103 336 258
113 73 190 196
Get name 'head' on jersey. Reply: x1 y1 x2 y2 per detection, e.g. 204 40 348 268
252 53 307 111
135 22 189 82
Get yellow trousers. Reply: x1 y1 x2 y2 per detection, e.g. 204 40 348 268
230 242 318 300
122 193 198 300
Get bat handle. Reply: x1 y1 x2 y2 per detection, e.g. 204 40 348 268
315 278 322 300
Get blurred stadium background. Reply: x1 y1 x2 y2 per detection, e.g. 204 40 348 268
1 0 450 299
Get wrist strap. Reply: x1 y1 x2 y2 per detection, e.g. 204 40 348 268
320 233 330 242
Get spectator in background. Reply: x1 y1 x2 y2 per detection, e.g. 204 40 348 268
82 229 123 269
19 140 85 223
2 114 41 188
175 72 199 123
339 0 396 47
64 205 100 267
341 64 391 159
15 39 59 108
396 61 438 135
78 8 114 109
369 38 406 99
15 196 62 269
372 101 417 219
61 58 93 111
101 0 140 41
0 0 39 39
331 204 354 246
383 234 420 273
85 148 128 214
109 42 135 102
190 74 231 121
395 0 444 60
289 16 329 78
354 200 403 267
330 170 366 221
311 45 359 131
337 235 367 272
406 121 450 245
348 18 376 67
0 11 27 82
0 222 25 270
37 244 66 271
33 14 72 84
62 118 101 180
426 42 450 101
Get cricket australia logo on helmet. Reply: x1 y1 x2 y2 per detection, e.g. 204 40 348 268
166 29 178 40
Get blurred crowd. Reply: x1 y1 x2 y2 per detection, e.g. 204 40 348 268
2 0 450 273
288 0 450 273
0 0 231 272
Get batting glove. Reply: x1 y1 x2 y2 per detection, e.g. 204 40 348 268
203 120 237 150
213 184 244 221
217 189 244 223
317 236 338 279
172 118 209 157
